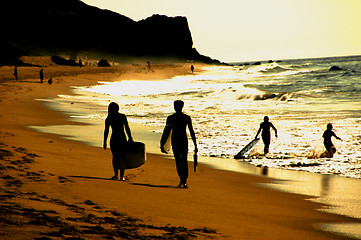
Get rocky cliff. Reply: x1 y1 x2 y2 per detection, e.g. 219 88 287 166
1 0 220 64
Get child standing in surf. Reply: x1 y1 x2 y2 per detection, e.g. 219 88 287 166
255 116 278 155
322 123 342 157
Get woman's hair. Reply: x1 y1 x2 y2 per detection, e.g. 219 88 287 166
108 102 119 114
327 123 333 130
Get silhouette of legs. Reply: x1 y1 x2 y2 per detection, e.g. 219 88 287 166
174 152 188 187
262 135 270 155
111 150 125 180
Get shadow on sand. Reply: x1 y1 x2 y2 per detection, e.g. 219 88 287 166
68 175 177 189
130 183 177 189
68 175 113 181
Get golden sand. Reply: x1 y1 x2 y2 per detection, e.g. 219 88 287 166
0 57 359 239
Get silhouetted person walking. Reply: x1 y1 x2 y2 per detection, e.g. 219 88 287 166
14 66 18 80
323 123 342 156
255 116 278 155
161 100 197 188
103 102 133 181
40 68 44 83
191 65 194 73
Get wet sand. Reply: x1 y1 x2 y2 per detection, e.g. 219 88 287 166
0 57 360 239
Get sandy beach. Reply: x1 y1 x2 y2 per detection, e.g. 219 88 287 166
1 58 360 239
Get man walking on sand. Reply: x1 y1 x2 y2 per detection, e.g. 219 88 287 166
14 66 18 80
161 100 197 188
40 68 44 83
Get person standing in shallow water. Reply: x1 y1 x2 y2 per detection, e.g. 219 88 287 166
322 123 342 156
103 102 133 181
161 100 197 188
255 116 278 155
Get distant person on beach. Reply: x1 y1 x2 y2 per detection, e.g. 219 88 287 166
255 116 278 155
191 65 194 73
14 66 18 80
147 61 151 71
103 102 133 181
161 100 197 188
40 68 44 83
322 123 342 156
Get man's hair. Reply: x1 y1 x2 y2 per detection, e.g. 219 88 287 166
174 100 184 112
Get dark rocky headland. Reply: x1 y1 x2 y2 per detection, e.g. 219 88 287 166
1 0 222 65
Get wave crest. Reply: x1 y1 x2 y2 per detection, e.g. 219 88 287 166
236 92 292 101
259 64 289 74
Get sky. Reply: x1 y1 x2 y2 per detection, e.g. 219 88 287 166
82 0 361 62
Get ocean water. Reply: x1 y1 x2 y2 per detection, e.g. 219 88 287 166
44 55 361 179
32 56 361 237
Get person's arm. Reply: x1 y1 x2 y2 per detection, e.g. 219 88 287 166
255 124 262 139
271 123 278 137
124 116 133 142
160 117 170 153
188 117 198 153
103 120 110 149
333 131 342 141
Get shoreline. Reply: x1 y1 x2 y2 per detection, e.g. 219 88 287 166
29 63 361 222
1 61 360 239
